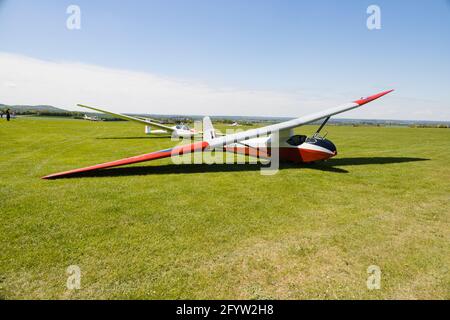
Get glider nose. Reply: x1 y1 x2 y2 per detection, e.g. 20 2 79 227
299 138 337 162
323 139 337 156
320 138 337 159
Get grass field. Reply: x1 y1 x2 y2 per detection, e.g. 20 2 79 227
0 117 449 299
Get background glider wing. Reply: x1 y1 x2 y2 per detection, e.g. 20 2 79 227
77 104 175 132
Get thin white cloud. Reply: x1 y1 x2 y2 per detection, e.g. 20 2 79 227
0 52 448 120
3 81 17 88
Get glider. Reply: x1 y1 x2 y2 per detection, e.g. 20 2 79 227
83 114 100 121
78 104 200 138
43 90 393 179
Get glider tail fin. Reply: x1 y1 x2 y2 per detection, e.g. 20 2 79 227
203 116 216 142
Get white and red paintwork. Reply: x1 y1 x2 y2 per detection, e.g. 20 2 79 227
223 134 336 163
224 145 335 163
43 90 393 179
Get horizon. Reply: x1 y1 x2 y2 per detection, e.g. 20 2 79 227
3 102 450 124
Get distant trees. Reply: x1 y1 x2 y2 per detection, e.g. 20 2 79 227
1 104 448 128
410 124 449 128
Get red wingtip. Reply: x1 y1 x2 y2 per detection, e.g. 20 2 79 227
354 89 394 106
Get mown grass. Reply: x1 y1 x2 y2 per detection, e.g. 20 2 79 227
0 117 449 299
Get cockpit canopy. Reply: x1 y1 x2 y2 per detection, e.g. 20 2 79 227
286 134 336 153
175 124 190 130
286 135 307 146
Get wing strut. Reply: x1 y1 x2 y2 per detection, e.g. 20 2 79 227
315 116 331 134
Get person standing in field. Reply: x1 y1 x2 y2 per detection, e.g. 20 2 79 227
6 109 11 121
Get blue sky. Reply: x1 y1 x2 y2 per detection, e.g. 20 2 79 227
0 0 449 120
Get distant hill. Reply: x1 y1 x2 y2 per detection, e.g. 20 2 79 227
0 104 68 113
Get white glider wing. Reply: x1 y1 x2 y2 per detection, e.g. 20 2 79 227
207 90 394 148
